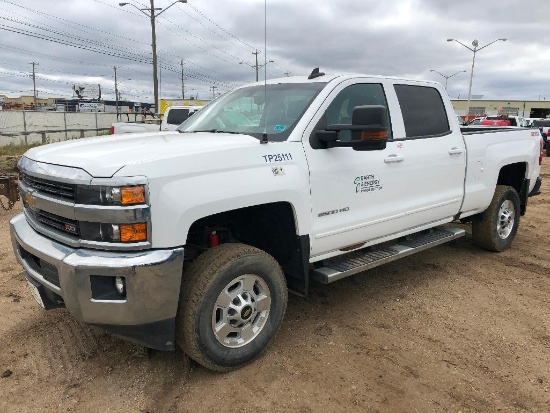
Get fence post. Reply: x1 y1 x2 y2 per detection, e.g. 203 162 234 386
22 110 28 145
95 110 98 132
41 132 46 144
80 130 84 139
63 110 68 140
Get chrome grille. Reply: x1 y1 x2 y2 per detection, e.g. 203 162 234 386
27 207 79 237
21 173 76 201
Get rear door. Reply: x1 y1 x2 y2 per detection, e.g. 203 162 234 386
389 83 466 229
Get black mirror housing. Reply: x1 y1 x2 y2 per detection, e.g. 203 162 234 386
350 105 388 143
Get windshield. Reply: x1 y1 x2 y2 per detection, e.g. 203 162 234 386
177 82 326 141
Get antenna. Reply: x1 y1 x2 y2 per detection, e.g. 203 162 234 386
261 0 268 144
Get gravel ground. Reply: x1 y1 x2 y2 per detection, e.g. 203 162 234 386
0 161 548 413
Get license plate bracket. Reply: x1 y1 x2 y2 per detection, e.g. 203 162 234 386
26 279 46 309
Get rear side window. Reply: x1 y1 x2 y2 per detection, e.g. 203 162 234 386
394 85 450 138
166 108 190 125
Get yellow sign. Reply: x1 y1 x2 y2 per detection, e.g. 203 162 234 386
159 99 209 115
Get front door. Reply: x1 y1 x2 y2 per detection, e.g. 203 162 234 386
303 79 465 259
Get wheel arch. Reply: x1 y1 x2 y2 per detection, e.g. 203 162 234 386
496 162 529 215
185 201 311 296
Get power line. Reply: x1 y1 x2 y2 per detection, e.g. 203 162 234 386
187 3 256 51
173 3 256 55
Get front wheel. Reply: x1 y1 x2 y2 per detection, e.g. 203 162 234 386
176 243 287 371
472 185 520 252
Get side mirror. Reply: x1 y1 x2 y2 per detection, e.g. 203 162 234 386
317 105 388 151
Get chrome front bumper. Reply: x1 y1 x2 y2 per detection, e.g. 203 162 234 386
10 213 184 350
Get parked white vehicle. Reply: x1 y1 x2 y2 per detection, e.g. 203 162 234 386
11 71 543 371
111 105 203 134
521 117 542 128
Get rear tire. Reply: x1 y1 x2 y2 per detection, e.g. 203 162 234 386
472 185 520 252
176 243 287 371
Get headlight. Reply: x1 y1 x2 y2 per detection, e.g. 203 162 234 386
76 185 146 206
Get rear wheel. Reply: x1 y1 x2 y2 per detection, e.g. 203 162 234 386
176 243 287 371
472 185 520 252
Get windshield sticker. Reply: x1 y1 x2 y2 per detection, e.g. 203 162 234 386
355 174 382 193
272 167 285 176
263 153 292 163
274 125 286 131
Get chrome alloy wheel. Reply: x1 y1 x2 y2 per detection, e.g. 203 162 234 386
212 274 271 348
497 200 515 239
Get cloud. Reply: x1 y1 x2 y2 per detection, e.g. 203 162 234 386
0 0 544 101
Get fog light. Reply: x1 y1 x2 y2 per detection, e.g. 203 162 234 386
115 276 125 295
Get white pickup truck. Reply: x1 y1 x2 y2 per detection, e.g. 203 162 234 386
110 105 203 134
10 71 543 372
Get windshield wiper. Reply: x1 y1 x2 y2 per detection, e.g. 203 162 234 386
191 129 240 134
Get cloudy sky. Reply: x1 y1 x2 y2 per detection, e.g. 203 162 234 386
0 0 547 103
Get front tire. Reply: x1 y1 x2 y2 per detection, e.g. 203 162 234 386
176 243 287 371
472 185 520 252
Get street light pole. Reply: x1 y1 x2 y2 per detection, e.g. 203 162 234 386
429 69 466 90
119 0 187 114
447 38 507 121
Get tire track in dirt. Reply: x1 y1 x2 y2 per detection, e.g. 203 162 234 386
22 313 99 385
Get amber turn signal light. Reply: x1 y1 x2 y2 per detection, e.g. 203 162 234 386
361 131 387 140
121 186 145 205
120 223 147 242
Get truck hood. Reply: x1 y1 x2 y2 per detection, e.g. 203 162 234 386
24 131 259 177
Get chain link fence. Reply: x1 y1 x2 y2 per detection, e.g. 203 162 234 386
0 110 117 147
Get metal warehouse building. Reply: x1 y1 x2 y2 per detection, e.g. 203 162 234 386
451 99 550 120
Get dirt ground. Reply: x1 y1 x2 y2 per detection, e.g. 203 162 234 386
0 161 549 413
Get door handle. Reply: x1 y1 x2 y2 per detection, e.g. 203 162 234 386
384 154 404 163
448 147 465 155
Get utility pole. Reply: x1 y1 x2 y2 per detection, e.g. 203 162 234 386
210 86 217 100
114 66 119 119
253 50 260 82
119 0 187 114
181 59 189 100
240 51 273 82
30 61 39 109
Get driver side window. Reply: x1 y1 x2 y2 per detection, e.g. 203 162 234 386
326 83 392 141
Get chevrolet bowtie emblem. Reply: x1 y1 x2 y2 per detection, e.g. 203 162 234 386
25 192 36 207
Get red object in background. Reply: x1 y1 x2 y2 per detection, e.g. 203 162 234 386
110 126 115 135
480 119 511 126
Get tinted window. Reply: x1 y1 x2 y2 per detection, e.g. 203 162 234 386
166 108 190 125
325 83 392 141
394 85 450 138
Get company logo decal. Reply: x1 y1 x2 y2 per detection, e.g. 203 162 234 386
354 174 383 193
